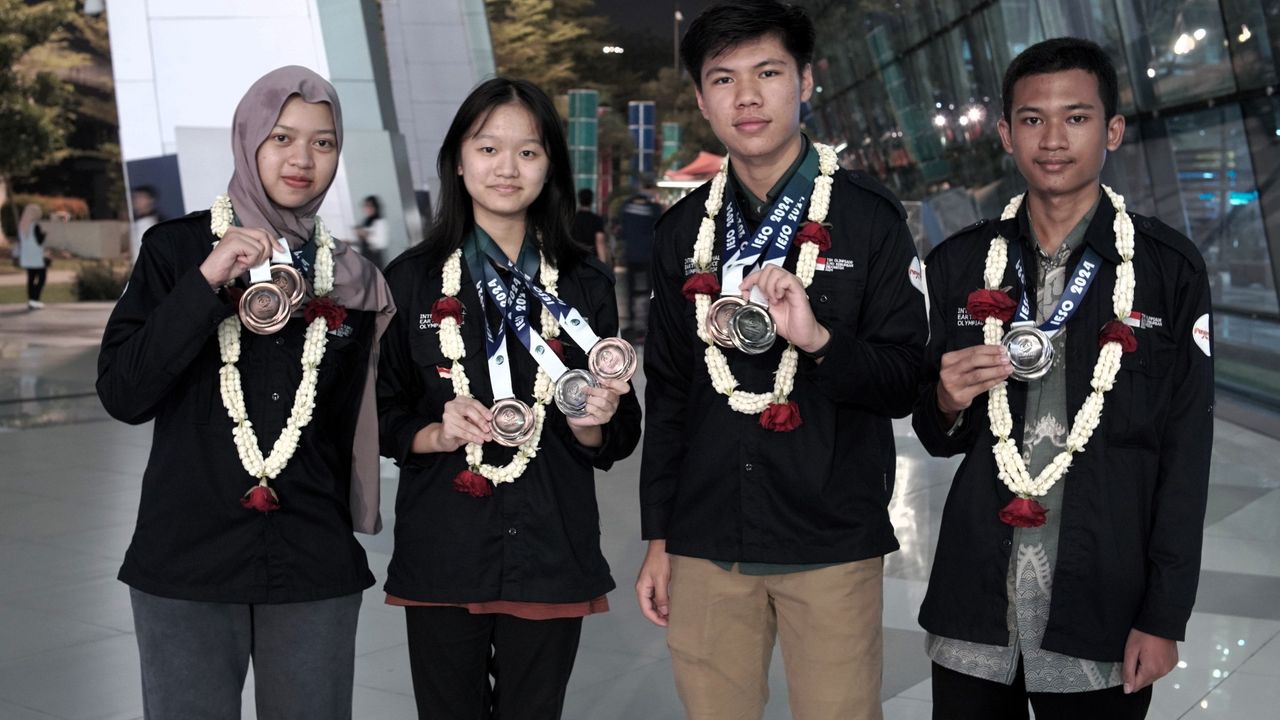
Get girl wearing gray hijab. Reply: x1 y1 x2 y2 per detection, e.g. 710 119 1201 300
98 66 394 720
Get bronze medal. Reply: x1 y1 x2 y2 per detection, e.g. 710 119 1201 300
588 337 637 383
706 296 745 349
238 281 291 335
490 397 535 447
270 264 306 311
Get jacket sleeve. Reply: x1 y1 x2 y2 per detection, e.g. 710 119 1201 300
96 226 234 424
804 196 927 417
376 264 437 465
912 244 986 456
567 263 642 471
638 214 695 540
1134 258 1214 641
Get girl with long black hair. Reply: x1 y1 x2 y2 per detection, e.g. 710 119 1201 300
376 78 641 719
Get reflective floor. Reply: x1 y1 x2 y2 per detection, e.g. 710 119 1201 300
1 302 1278 719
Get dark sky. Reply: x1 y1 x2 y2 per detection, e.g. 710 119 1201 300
594 0 718 38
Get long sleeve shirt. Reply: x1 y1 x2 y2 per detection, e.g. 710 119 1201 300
98 212 377 603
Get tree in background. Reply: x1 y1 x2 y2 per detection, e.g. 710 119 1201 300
0 0 76 246
485 0 597 96
15 2 124 221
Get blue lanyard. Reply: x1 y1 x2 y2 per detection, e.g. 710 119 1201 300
1014 244 1104 334
464 230 543 359
720 167 812 289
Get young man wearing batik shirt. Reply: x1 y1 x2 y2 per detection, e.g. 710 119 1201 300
634 2 927 718
913 38 1213 719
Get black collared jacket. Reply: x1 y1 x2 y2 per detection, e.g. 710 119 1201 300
913 193 1214 661
98 213 378 604
377 249 641 604
640 170 928 562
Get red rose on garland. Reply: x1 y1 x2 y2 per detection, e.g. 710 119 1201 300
453 469 492 498
241 483 280 513
796 222 832 252
966 289 1016 323
998 496 1047 528
682 272 721 302
431 296 464 326
1098 320 1137 353
546 338 565 361
305 296 347 331
759 400 803 432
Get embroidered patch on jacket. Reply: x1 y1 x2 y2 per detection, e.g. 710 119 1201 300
909 257 924 294
683 257 721 276
328 323 353 338
814 256 856 272
1122 311 1164 330
437 365 452 379
1192 313 1212 356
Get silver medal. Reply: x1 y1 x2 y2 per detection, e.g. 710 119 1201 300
1002 325 1054 381
554 368 598 418
728 302 777 355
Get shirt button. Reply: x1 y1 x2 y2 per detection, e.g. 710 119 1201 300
1001 538 1012 550
271 392 280 401
744 463 754 472
275 337 284 346
818 294 830 304
507 527 518 536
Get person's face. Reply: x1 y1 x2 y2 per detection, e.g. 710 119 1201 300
694 33 812 166
131 191 154 217
363 200 376 216
997 69 1124 201
458 102 549 225
256 96 339 209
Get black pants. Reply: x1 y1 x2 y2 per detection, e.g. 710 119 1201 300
27 267 46 301
404 606 583 720
931 661 1153 720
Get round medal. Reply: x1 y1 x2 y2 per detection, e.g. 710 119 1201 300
490 397 535 447
588 337 637 383
1002 325 1054 381
270 264 306 311
728 302 777 355
706 296 745 349
554 368 598 418
238 282 291 335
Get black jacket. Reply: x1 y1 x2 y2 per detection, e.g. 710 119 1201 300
377 249 641 604
640 169 928 562
98 212 377 603
913 193 1214 661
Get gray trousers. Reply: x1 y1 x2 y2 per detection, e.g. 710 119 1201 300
130 588 362 720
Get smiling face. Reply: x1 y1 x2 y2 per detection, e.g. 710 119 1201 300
457 101 549 226
998 68 1124 203
694 33 813 173
255 95 339 209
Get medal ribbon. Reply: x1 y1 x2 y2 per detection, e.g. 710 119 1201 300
490 254 606 353
720 146 820 305
1012 244 1104 335
465 231 570 389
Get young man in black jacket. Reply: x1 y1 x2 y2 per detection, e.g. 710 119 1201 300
634 2 927 718
914 38 1213 719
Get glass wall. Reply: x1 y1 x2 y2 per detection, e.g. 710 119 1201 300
800 0 1280 407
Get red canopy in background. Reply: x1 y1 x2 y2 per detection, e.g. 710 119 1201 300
664 151 725 182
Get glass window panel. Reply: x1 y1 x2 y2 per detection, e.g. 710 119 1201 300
1166 105 1277 314
1037 0 1137 113
1219 0 1279 89
1122 0 1235 107
1101 123 1157 217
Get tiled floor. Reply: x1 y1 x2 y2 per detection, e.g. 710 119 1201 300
2 302 1279 719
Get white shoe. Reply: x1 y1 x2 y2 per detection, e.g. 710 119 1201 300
27 300 44 309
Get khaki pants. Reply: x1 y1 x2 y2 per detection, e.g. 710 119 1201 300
667 555 885 720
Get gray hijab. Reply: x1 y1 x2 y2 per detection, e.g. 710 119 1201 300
224 65 395 535
227 65 342 248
